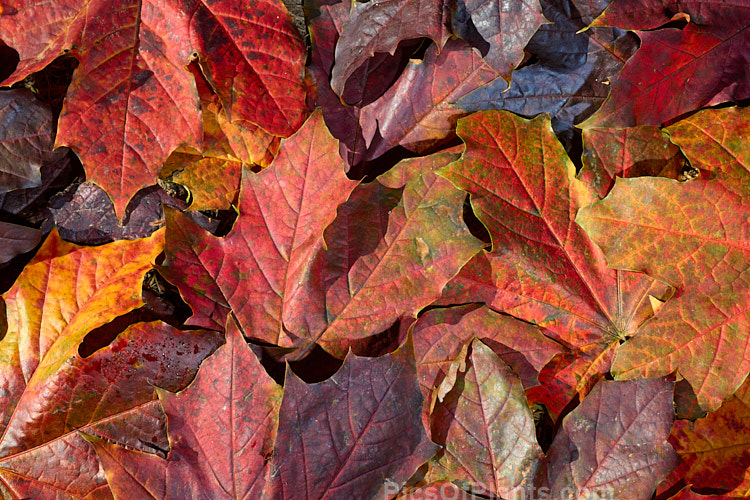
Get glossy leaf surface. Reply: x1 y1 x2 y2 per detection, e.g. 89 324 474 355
460 0 547 79
0 317 222 497
457 0 639 147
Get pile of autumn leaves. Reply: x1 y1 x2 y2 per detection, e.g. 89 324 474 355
0 0 749 498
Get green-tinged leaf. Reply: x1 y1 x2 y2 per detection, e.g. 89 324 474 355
577 107 750 410
428 339 542 498
438 110 672 417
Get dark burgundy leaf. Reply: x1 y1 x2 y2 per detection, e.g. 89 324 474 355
330 0 452 97
50 182 187 245
0 88 65 193
544 378 678 499
306 0 409 166
460 0 547 78
0 221 41 264
359 38 498 160
456 0 639 144
269 340 439 498
0 152 74 226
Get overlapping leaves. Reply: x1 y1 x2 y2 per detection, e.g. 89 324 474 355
0 0 747 496
438 110 673 416
0 0 307 217
577 107 750 410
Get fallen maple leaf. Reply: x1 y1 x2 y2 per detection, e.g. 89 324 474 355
329 0 452 97
3 0 747 494
671 376 750 492
316 152 484 353
456 0 639 148
161 110 358 343
458 0 547 79
89 317 280 499
306 0 412 167
428 339 543 498
0 0 307 218
583 0 750 127
578 124 685 198
0 89 65 192
360 38 498 159
50 182 186 245
268 339 439 499
161 79 280 212
0 221 40 264
543 377 678 499
412 304 562 430
0 227 222 495
439 110 672 416
577 107 750 410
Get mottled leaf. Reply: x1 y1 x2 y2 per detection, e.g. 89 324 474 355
0 0 306 218
429 339 542 497
161 110 358 344
671 377 750 492
577 107 750 410
162 95 280 211
0 318 222 498
579 125 685 198
1 229 161 451
413 305 562 412
269 339 439 499
318 152 484 348
439 111 672 416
